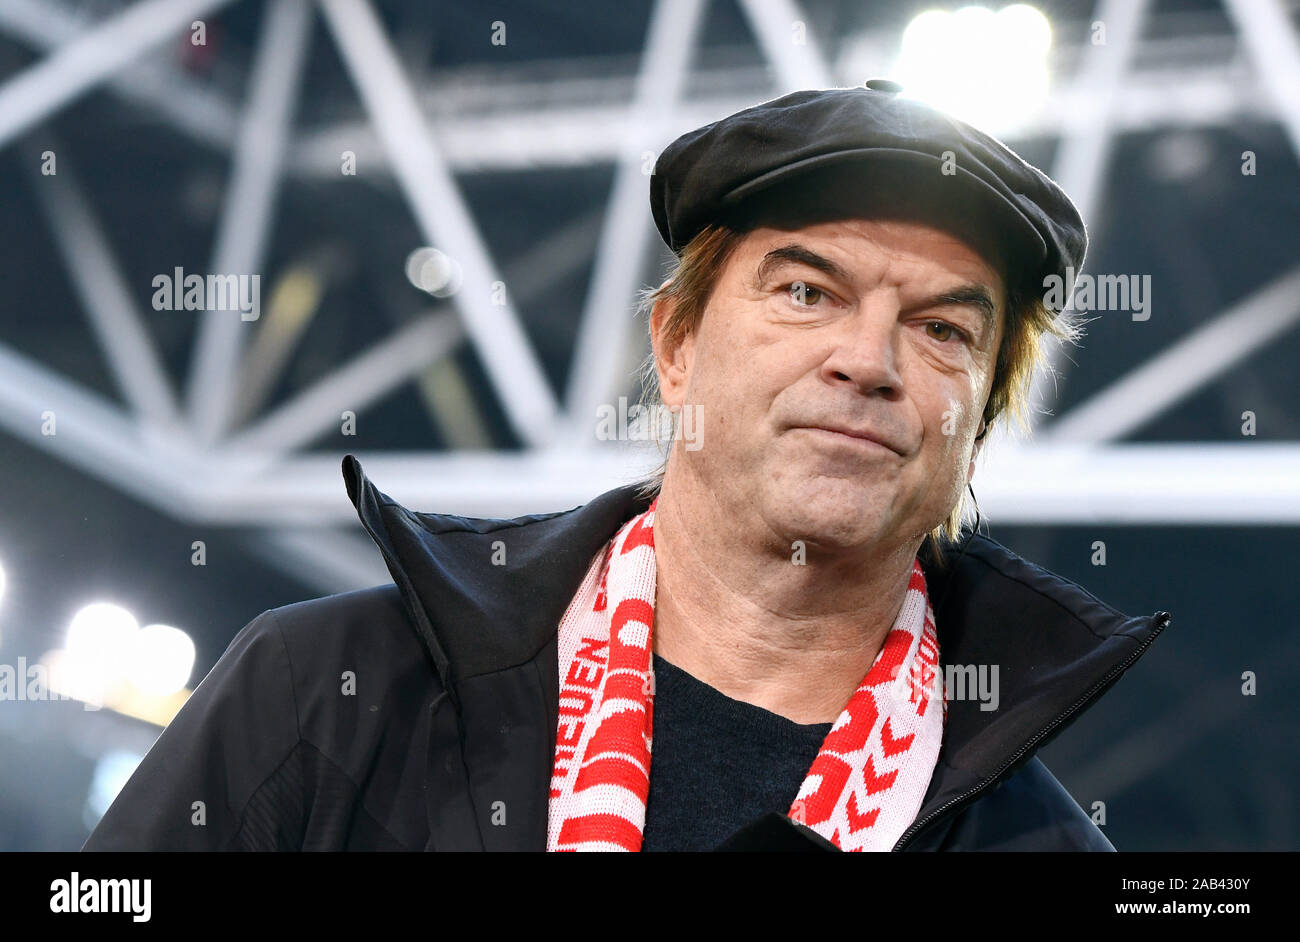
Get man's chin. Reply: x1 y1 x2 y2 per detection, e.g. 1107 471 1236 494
758 480 892 551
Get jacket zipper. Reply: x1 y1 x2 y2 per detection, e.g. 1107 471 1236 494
891 610 1173 851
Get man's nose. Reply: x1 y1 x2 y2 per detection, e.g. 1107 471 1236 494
819 305 904 398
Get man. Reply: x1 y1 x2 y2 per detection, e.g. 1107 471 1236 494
84 82 1171 852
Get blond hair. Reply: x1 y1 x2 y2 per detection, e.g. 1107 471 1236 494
629 222 1085 567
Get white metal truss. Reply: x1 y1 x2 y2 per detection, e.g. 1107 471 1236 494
1038 265 1300 444
187 0 313 445
3 3 1273 173
2 0 1300 599
0 0 236 148
1027 0 1151 432
560 0 707 446
316 0 559 448
21 140 183 432
0 0 239 150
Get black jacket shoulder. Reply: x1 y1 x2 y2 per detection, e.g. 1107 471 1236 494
83 585 435 851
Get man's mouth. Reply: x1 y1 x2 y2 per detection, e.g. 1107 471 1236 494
797 425 900 455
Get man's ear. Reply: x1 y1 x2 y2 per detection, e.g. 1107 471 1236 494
967 418 988 483
650 294 692 408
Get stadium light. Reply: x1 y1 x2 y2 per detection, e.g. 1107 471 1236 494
129 623 196 697
893 4 1052 135
65 602 139 686
50 602 197 722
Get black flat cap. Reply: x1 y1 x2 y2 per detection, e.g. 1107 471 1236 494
650 82 1086 310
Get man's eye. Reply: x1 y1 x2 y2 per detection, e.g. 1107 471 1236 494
924 320 967 343
786 281 825 307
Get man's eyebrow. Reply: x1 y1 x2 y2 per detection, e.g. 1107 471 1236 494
916 284 999 339
754 245 854 287
755 248 999 338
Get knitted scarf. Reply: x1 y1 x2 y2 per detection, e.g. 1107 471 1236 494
546 498 946 852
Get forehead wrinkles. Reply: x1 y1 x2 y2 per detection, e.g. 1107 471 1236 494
745 223 993 296
866 228 996 290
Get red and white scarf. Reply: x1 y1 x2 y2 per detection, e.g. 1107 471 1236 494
546 498 946 851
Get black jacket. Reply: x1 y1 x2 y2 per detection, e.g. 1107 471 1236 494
83 455 1172 852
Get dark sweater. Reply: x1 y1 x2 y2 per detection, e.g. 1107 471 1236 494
640 652 833 851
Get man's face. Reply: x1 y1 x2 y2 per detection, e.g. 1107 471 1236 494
653 217 1005 556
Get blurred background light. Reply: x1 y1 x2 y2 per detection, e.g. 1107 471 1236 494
404 246 463 297
128 623 196 697
49 606 196 713
64 602 138 690
893 4 1052 135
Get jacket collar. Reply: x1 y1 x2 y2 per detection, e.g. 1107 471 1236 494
343 455 1171 851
